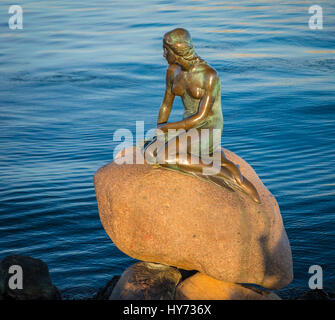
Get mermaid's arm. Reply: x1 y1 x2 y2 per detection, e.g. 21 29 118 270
159 70 219 132
157 65 176 125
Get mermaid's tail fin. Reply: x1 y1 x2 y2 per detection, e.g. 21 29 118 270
157 164 261 204
191 172 236 193
191 172 260 204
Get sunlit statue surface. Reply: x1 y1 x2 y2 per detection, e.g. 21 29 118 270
143 28 260 203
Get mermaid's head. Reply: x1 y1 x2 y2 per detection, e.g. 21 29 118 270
163 28 199 63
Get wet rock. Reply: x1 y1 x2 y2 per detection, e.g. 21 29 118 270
297 289 334 300
95 146 293 290
175 272 281 300
0 255 61 300
0 267 4 300
109 262 182 300
93 275 121 300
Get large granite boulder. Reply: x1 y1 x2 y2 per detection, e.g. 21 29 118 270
0 255 61 300
94 146 293 290
175 272 281 300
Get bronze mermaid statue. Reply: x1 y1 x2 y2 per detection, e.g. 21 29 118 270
143 28 260 203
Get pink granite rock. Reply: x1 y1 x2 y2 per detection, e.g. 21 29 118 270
94 146 293 290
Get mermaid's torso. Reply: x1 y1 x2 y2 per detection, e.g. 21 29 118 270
181 90 223 131
170 62 223 154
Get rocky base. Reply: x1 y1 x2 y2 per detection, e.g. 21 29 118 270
97 262 281 300
92 263 335 301
175 273 281 300
109 262 182 300
1 255 334 300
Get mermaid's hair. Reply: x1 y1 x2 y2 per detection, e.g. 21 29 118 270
163 28 199 62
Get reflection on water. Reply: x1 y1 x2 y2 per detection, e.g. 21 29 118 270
0 0 334 299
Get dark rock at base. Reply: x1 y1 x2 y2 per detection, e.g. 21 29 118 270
93 275 121 300
0 267 4 300
109 262 182 300
297 289 334 300
0 255 61 300
93 268 195 300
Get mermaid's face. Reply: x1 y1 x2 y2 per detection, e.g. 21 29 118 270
163 44 177 65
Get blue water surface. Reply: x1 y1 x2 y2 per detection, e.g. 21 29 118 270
0 0 334 299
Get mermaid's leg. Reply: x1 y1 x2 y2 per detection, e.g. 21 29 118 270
218 151 260 203
155 131 260 203
240 176 261 203
219 150 244 185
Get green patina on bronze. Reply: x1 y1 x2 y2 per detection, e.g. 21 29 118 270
143 28 260 203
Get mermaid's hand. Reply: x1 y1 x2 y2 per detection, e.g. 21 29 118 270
156 123 168 133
